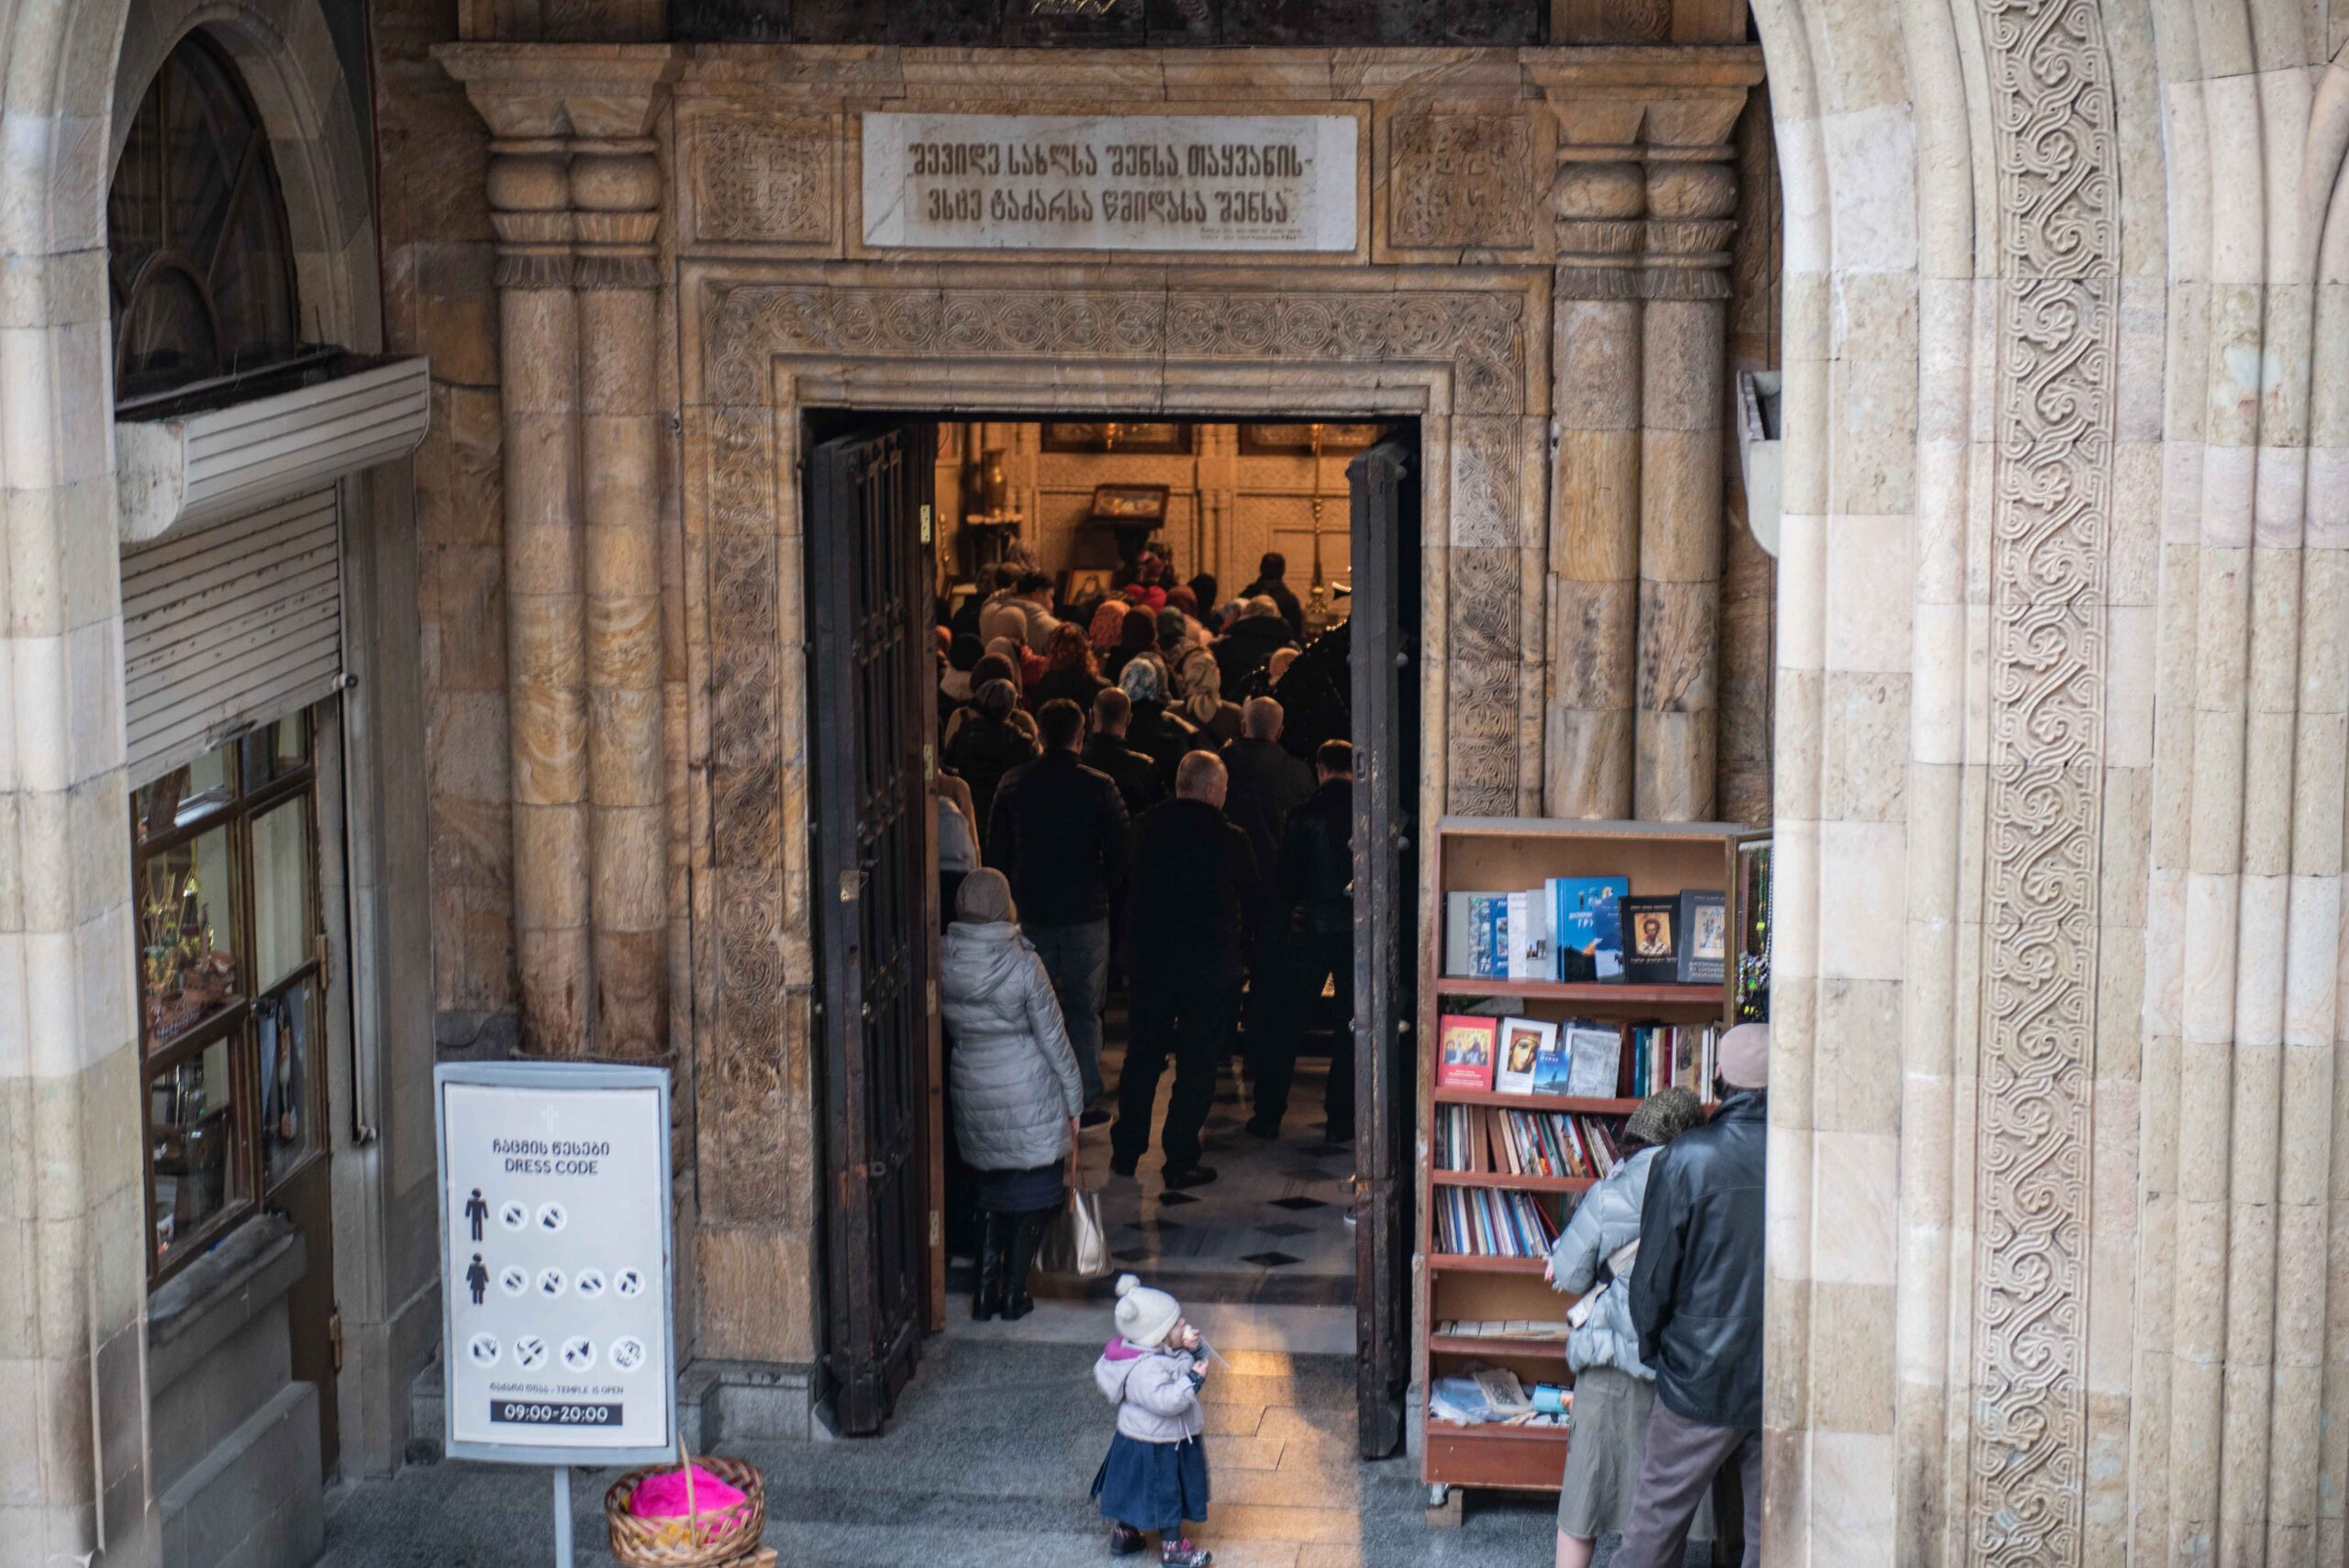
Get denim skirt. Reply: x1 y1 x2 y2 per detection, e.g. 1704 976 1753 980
1091 1432 1210 1532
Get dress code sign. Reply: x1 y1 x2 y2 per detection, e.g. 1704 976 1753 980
435 1062 676 1464
862 112 1359 252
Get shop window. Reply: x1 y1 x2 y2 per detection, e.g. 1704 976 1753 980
135 709 328 1277
107 32 301 406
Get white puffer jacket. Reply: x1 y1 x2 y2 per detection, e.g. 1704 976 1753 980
1094 1339 1206 1442
941 919 1084 1171
1548 1144 1663 1379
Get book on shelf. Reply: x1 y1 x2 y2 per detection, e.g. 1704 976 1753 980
1563 1022 1623 1099
1625 1023 1719 1097
1494 1017 1553 1095
1620 894 1680 984
1550 876 1629 982
1432 1181 1565 1258
1506 889 1548 981
1678 888 1728 984
1530 1024 1575 1095
1435 1318 1570 1341
1437 1014 1499 1091
1444 891 1516 978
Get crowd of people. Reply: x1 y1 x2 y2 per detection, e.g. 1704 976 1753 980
934 550 1357 1317
934 548 1767 1568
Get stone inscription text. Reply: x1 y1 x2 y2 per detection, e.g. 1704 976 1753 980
863 113 1358 252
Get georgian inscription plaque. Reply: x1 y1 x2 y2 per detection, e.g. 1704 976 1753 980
861 112 1359 252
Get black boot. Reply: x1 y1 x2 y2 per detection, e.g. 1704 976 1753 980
972 1209 1009 1320
1002 1207 1050 1320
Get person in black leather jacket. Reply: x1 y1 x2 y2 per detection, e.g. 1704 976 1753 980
1613 1023 1769 1568
1246 740 1355 1144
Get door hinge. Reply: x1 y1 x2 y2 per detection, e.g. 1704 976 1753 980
919 503 933 544
328 1307 344 1373
930 1209 941 1248
927 979 938 1015
315 932 331 990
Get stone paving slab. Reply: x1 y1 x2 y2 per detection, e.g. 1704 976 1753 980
321 1324 1704 1568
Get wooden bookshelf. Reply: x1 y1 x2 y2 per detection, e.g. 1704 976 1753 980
1416 816 1750 1505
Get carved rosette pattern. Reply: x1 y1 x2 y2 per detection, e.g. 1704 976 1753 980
1967 1 2119 1562
693 116 835 245
1388 114 1534 250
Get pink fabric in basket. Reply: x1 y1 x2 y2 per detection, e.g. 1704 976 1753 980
630 1465 749 1518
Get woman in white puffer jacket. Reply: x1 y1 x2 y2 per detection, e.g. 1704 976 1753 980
940 869 1084 1320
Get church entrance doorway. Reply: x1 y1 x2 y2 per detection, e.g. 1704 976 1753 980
805 413 1422 1449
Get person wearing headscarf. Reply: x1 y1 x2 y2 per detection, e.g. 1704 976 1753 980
944 679 1041 845
1547 1088 1714 1568
1034 622 1108 711
985 633 1046 695
1175 651 1241 749
1209 595 1298 692
1117 657 1200 791
1158 607 1216 702
1087 598 1130 653
940 868 1082 1320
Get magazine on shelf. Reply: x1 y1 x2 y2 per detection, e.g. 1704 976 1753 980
1494 1017 1553 1095
1678 888 1728 984
1437 1014 1499 1091
1549 876 1629 982
1562 1022 1623 1099
1620 895 1680 984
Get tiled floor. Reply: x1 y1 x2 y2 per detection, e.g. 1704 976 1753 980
324 1308 1705 1568
1060 1019 1359 1307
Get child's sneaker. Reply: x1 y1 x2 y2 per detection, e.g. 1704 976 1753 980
1159 1538 1212 1567
1108 1524 1148 1556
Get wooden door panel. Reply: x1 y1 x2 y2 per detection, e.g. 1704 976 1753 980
1348 438 1418 1459
808 421 937 1435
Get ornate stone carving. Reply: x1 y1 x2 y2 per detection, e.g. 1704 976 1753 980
703 283 1527 414
1388 113 1534 250
692 114 835 244
1967 1 2119 1562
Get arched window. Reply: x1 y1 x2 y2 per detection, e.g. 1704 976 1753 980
108 33 301 405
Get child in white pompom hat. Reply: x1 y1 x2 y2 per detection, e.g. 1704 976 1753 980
1089 1273 1213 1565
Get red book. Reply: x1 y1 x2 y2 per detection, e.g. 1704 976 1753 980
1437 1015 1499 1091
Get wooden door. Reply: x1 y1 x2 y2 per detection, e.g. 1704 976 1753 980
807 420 938 1434
1347 437 1419 1458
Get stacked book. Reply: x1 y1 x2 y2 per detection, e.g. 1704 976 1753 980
1626 1023 1718 1097
1434 1102 1628 1181
1443 880 1728 985
1433 1184 1563 1258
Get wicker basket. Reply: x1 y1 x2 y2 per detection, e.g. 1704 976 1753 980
605 1452 767 1567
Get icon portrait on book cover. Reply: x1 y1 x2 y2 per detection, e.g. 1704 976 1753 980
1505 1027 1542 1075
1443 1031 1491 1068
1690 901 1726 962
1632 908 1674 959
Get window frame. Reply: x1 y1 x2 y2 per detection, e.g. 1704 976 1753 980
135 710 330 1284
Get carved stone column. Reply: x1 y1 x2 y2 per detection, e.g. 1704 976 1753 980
1635 162 1736 821
574 146 668 1059
1545 161 1645 818
488 145 593 1055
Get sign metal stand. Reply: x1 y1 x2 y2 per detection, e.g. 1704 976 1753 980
433 1062 678 1566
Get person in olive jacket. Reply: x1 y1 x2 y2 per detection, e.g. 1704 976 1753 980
1613 1022 1769 1568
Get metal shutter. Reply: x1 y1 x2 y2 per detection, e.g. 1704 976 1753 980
121 486 342 784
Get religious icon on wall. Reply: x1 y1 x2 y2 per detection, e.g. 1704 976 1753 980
1041 421 1191 453
1237 422 1387 456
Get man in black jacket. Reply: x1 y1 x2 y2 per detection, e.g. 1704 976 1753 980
1617 1022 1769 1568
1209 596 1298 692
1112 751 1259 1187
1082 687 1165 817
987 698 1130 1111
1248 740 1355 1143
1220 698 1315 877
1240 551 1305 639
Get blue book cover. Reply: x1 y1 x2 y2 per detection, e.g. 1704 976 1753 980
1549 877 1630 982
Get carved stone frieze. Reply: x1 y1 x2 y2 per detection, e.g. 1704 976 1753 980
1966 0 2119 1562
691 113 836 245
1387 112 1535 250
702 283 1528 414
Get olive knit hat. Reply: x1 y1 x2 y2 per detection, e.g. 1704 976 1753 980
1113 1273 1183 1349
1623 1085 1707 1149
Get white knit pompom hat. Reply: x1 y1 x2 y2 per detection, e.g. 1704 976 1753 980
1113 1273 1182 1349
